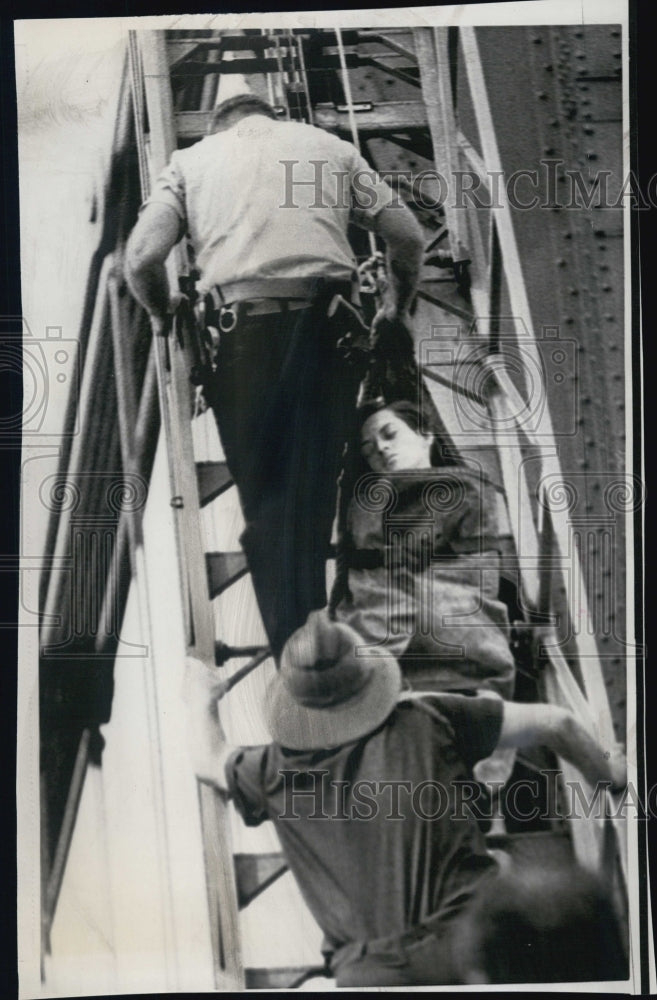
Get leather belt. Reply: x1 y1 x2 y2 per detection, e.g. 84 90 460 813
202 276 362 340
214 297 315 333
211 276 356 306
238 298 314 316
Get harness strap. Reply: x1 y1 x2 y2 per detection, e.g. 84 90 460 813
347 540 502 570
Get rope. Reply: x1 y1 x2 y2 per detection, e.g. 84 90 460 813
273 31 290 119
286 31 300 85
335 27 378 260
296 33 314 124
260 29 276 107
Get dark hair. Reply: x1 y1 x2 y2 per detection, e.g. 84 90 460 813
356 399 461 469
460 863 628 985
208 94 279 133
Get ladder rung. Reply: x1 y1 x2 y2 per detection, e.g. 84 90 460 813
421 364 483 404
168 30 361 52
206 552 248 598
234 851 288 909
358 31 418 64
416 288 473 324
214 641 269 667
170 53 361 78
363 56 421 88
196 461 233 507
169 35 273 53
245 966 328 990
315 99 427 133
292 27 361 44
175 100 428 143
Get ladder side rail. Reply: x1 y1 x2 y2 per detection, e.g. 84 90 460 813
260 30 278 109
537 502 628 893
461 154 492 338
40 257 114 651
127 32 190 644
536 491 626 890
107 262 181 985
545 488 619 746
488 370 627 882
43 268 166 955
484 384 541 612
542 661 628 894
335 26 377 263
295 33 314 124
95 344 159 649
533 495 596 729
413 28 468 264
486 373 625 883
135 29 243 990
199 45 221 112
42 730 91 955
459 26 617 746
107 266 144 557
456 131 490 189
398 30 616 880
165 313 244 989
486 382 622 880
449 68 622 880
412 28 602 724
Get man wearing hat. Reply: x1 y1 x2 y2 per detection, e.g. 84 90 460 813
184 610 626 987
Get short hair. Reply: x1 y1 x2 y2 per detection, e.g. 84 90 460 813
460 862 628 984
208 94 278 133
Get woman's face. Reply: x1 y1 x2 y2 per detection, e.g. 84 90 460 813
360 408 432 473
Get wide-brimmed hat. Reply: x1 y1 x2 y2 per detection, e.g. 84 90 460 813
265 610 401 750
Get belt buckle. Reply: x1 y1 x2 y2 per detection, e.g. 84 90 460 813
219 305 238 333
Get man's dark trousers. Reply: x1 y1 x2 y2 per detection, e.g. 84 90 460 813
206 295 362 659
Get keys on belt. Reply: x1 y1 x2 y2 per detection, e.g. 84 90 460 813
218 297 314 332
197 290 371 376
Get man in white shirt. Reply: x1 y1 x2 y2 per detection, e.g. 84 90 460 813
125 94 424 657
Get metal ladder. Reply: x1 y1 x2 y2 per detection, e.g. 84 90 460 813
125 25 627 989
414 25 626 887
128 29 335 990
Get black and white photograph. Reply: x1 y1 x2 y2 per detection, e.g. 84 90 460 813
12 2 649 995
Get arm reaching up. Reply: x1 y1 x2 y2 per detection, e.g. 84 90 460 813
182 656 236 793
497 700 626 791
